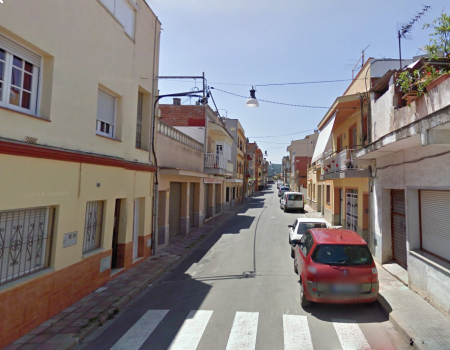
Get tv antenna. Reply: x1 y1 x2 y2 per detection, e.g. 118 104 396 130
344 45 370 79
397 5 431 70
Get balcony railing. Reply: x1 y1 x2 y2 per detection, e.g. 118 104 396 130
320 147 369 179
204 153 233 175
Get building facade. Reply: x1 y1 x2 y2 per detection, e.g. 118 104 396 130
0 0 160 347
356 58 450 318
287 133 318 192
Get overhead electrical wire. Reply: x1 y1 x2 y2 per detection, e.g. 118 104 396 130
210 87 330 109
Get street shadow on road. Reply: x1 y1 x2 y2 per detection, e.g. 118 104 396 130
303 301 389 324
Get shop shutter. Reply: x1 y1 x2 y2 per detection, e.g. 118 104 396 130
189 183 195 228
0 33 41 67
420 190 450 261
169 183 181 236
391 190 407 267
97 89 116 125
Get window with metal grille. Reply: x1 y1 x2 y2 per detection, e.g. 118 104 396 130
326 185 331 205
96 88 116 138
0 34 41 115
0 207 53 285
83 201 104 253
136 91 143 149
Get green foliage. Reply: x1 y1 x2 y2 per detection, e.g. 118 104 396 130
423 11 450 58
395 65 450 96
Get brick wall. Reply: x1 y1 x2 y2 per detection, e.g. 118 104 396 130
159 105 206 127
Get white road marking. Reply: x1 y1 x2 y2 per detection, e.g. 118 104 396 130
110 309 169 350
226 311 259 350
283 314 314 350
168 310 213 350
332 319 372 350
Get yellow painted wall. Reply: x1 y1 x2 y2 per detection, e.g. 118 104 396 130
332 110 362 151
0 154 154 277
0 0 160 164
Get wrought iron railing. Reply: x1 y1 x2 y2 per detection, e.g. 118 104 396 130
83 201 104 253
0 207 53 285
320 146 367 175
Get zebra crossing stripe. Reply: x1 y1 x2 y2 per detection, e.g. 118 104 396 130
168 310 213 350
283 315 314 350
110 309 169 350
332 319 372 350
226 311 259 350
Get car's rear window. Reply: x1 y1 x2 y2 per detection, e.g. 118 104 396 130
297 222 327 234
312 244 373 266
281 187 289 191
288 194 302 200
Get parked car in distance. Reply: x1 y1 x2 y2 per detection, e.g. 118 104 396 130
293 228 378 307
278 186 290 197
280 192 304 213
288 218 329 258
258 185 265 191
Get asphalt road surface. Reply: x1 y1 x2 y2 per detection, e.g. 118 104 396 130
79 185 409 350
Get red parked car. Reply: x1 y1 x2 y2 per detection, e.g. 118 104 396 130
293 228 378 307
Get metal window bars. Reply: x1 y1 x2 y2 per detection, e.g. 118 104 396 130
0 207 52 285
83 201 104 253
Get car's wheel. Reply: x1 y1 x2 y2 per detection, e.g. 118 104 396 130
291 248 295 259
294 259 298 274
300 279 311 307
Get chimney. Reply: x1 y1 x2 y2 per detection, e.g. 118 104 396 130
173 98 181 105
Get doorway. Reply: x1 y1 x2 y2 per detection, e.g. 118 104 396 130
111 199 121 269
133 199 139 259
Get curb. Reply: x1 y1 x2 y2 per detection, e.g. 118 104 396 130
65 204 245 349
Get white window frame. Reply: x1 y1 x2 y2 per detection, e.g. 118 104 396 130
97 0 137 39
96 88 116 139
0 47 40 116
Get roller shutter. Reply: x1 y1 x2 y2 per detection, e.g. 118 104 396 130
97 89 116 125
189 183 195 228
420 190 450 261
0 33 41 67
169 183 181 236
391 190 407 267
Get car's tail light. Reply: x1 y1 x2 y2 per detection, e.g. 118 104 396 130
372 267 377 275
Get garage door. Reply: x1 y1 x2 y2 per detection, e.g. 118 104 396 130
189 183 195 228
420 190 450 262
391 190 407 267
169 183 181 236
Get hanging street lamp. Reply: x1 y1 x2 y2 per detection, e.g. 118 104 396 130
246 86 259 107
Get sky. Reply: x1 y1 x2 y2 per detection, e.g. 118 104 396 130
145 0 447 164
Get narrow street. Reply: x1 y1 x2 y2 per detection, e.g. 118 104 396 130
78 187 408 350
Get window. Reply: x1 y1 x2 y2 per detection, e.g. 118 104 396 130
136 91 143 149
83 201 104 253
326 185 331 205
297 222 327 236
288 194 302 201
312 245 373 266
300 231 314 256
98 0 137 39
0 34 41 115
0 207 53 285
96 88 116 138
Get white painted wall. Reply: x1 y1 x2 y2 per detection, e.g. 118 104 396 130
174 127 205 144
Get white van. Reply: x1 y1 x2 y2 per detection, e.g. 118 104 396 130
280 192 304 213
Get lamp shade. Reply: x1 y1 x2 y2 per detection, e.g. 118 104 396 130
246 88 259 107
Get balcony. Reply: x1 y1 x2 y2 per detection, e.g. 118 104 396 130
204 153 233 176
320 148 370 180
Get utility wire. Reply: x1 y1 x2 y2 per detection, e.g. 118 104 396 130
249 129 315 139
210 88 329 109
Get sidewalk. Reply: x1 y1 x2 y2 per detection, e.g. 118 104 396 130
6 202 248 350
304 204 450 350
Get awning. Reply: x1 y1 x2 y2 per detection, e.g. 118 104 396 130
311 115 335 163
